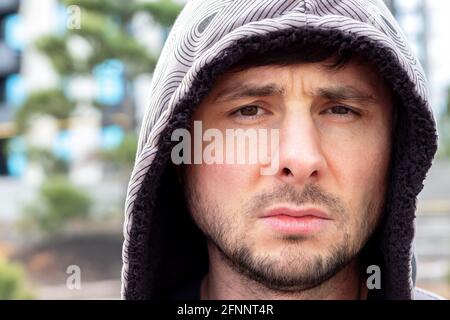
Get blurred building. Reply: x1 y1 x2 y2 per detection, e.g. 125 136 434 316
389 0 429 75
387 0 450 115
0 0 20 177
0 0 165 221
0 0 165 186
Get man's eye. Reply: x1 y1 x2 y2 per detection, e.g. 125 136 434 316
231 105 266 118
322 105 360 117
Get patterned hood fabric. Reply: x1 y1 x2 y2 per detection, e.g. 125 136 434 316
121 0 438 299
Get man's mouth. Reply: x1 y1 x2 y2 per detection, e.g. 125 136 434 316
260 206 333 235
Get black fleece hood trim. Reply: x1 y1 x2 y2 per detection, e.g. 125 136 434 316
122 26 437 300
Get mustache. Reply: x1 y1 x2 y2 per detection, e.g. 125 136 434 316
245 183 347 218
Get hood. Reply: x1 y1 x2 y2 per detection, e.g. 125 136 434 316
121 0 438 300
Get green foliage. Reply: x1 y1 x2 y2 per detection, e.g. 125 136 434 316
12 0 183 235
36 36 74 74
0 257 34 300
27 148 70 175
446 87 450 117
35 0 183 79
437 87 450 159
69 9 154 75
438 118 450 159
101 131 138 169
14 89 75 133
21 176 93 236
63 0 136 23
21 0 183 131
62 0 183 27
134 0 184 27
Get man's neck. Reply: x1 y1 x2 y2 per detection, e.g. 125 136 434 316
200 247 368 300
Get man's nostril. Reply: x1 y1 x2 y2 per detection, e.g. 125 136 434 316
282 168 293 176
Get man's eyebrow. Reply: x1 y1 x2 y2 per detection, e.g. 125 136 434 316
212 83 285 103
314 85 378 105
212 82 378 105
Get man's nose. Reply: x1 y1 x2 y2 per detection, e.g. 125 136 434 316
273 112 327 185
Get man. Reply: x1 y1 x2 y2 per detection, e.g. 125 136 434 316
121 0 442 300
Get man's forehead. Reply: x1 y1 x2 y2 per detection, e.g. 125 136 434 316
225 59 381 85
208 61 389 104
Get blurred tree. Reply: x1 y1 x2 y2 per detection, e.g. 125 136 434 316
20 176 93 236
35 0 183 129
0 256 34 300
101 131 138 170
100 131 138 203
14 0 183 141
437 87 450 159
14 89 75 133
39 0 182 73
12 0 182 234
134 0 184 28
27 148 70 175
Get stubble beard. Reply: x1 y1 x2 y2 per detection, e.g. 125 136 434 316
185 181 379 293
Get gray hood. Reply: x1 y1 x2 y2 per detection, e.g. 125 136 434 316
121 0 438 299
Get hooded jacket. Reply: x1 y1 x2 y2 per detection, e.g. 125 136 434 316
121 0 441 300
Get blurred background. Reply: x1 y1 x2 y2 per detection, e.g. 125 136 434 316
0 0 448 300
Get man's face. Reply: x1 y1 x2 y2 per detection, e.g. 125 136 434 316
182 58 394 292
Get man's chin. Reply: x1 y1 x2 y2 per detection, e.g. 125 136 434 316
228 252 340 292
217 238 357 292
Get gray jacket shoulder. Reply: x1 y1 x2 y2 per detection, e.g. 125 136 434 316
413 287 446 300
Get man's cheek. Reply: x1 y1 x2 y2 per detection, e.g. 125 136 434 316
197 163 258 203
332 146 388 222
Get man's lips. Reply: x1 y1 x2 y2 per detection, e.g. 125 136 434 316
260 206 332 234
261 207 332 220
